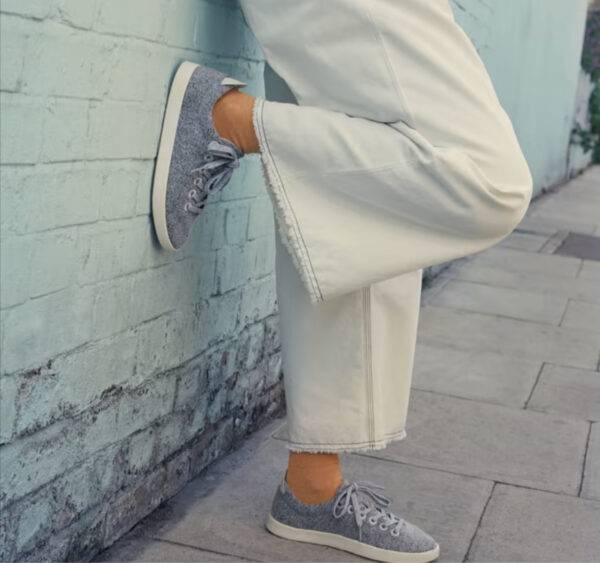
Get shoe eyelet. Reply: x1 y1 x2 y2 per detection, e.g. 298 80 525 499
391 529 400 537
379 524 388 531
348 506 354 514
183 202 192 212
368 517 378 525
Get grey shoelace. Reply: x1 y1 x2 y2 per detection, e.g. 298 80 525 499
186 139 242 214
332 481 405 537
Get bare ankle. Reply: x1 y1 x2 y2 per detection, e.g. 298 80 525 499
286 452 343 505
212 89 259 154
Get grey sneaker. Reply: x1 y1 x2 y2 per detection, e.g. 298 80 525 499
267 479 440 562
152 61 246 251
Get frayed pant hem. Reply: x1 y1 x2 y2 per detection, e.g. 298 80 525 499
252 97 323 305
283 429 407 454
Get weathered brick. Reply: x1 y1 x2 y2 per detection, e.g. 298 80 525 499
0 286 94 374
92 276 135 339
0 375 18 443
14 333 137 436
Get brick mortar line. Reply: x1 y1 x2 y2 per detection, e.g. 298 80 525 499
0 10 264 64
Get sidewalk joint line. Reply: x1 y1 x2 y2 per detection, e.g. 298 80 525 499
523 362 546 409
578 422 593 497
463 482 495 562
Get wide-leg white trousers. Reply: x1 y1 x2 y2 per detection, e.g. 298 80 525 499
240 0 532 452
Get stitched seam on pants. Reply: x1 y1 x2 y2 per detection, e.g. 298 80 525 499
364 4 417 127
285 429 407 449
254 99 324 302
362 286 375 444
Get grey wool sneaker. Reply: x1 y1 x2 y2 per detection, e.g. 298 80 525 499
152 61 246 251
267 479 440 562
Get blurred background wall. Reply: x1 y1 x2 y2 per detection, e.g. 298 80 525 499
0 0 594 561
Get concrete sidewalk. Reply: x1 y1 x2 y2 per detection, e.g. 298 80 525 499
97 167 600 563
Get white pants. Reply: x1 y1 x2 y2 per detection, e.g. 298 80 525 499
240 0 533 452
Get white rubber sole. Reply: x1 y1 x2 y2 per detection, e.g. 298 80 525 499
266 515 440 563
152 61 199 252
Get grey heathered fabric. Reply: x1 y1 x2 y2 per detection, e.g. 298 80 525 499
164 65 243 249
270 478 438 554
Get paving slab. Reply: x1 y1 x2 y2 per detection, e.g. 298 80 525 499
418 306 600 370
582 423 600 501
452 263 600 303
580 259 600 280
498 231 549 251
360 391 589 495
561 300 600 333
95 538 247 562
429 280 567 324
527 364 600 421
554 233 600 262
412 345 541 407
128 423 493 563
516 215 597 236
467 247 581 278
467 484 600 562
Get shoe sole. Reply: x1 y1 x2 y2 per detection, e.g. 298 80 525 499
266 514 440 563
152 60 199 251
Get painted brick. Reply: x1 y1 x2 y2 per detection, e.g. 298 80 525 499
95 0 165 41
0 93 44 164
0 286 94 374
0 0 49 19
104 41 152 102
41 98 89 162
92 276 134 339
214 245 249 294
29 231 78 297
50 0 97 29
224 202 250 245
0 165 103 237
247 196 274 240
79 217 158 284
100 168 139 220
0 235 33 308
22 24 113 99
0 16 29 91
88 100 161 160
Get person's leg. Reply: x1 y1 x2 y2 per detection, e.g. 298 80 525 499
240 0 532 304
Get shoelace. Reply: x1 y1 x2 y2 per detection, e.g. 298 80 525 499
186 140 242 214
332 481 404 536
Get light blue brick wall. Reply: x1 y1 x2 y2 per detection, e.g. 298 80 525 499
0 0 589 560
0 1 282 560
450 0 589 193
